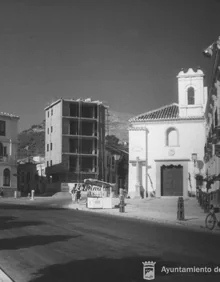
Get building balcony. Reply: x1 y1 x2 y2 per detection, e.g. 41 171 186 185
70 168 97 174
204 142 213 163
0 155 17 165
63 133 98 138
63 151 98 156
63 115 98 121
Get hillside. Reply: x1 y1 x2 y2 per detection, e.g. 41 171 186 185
17 111 134 159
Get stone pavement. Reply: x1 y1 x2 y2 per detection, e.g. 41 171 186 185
1 195 220 233
66 197 220 233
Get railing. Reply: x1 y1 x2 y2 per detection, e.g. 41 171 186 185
196 190 220 212
197 190 210 213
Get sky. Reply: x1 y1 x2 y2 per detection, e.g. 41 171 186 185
0 0 220 132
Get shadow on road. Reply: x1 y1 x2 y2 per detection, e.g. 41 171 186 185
0 215 45 231
0 235 80 250
0 203 64 211
30 256 159 282
29 256 220 282
0 216 18 221
0 220 45 230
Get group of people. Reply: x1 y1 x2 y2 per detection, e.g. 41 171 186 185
69 183 105 203
70 184 82 203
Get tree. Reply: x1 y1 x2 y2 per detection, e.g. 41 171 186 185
105 135 120 145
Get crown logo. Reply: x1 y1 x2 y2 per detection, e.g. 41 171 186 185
142 261 156 266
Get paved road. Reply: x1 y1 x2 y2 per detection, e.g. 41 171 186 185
0 202 220 282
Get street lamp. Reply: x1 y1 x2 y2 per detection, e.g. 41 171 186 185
203 36 220 58
191 153 198 197
113 153 121 195
192 153 198 167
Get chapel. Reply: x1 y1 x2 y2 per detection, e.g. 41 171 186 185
128 68 207 198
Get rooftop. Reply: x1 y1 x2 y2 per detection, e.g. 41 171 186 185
177 67 204 78
129 103 204 123
0 112 20 119
44 98 109 110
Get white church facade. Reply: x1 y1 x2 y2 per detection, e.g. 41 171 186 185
128 68 207 198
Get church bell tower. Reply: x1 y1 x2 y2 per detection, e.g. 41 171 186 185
177 68 207 118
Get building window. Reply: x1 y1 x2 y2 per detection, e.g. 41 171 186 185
187 87 195 105
51 109 53 116
50 160 52 166
166 128 179 146
51 126 53 133
0 144 7 158
0 142 3 157
47 128 49 134
215 110 218 127
0 120 6 136
3 168 10 186
50 143 53 150
47 144 49 151
111 156 115 170
3 146 7 156
47 161 49 167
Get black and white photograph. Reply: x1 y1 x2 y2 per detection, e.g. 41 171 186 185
0 0 220 281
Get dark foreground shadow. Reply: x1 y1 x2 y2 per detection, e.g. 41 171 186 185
0 220 44 230
0 235 80 250
0 203 63 211
0 215 44 230
29 256 220 282
0 216 17 221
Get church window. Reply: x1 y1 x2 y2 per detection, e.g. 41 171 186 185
166 128 179 147
3 168 10 186
187 87 195 105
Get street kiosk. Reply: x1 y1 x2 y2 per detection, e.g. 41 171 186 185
83 179 115 209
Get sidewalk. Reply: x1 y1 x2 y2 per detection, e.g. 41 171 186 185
65 197 220 233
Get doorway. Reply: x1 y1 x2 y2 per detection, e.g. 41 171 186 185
161 165 183 196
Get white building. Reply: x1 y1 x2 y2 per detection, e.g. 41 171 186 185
128 68 208 198
44 98 107 193
0 112 19 196
33 156 46 177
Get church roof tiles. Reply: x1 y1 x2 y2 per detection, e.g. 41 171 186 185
129 103 204 122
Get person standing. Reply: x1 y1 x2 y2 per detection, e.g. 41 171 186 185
76 184 81 203
70 184 76 202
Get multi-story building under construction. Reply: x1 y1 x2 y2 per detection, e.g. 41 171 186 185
45 98 107 191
